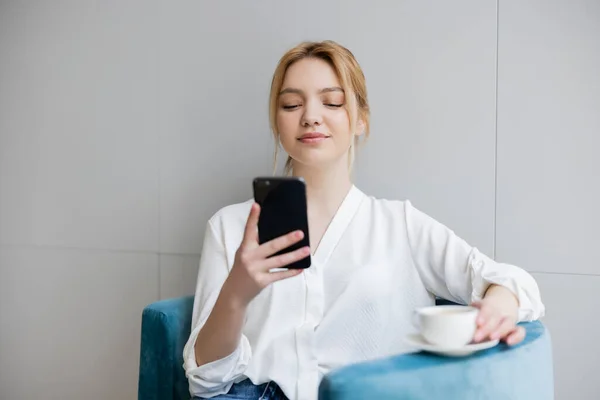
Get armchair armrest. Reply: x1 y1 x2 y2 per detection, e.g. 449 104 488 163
138 296 194 400
318 321 553 400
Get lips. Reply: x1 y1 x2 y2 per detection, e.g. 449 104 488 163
297 132 330 140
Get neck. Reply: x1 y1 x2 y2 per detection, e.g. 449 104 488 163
292 158 353 214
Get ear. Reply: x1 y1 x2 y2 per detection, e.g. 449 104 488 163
355 119 366 137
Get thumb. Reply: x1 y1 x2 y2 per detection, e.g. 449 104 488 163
242 203 260 246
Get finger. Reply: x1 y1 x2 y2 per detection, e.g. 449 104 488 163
473 303 493 327
474 314 500 342
255 229 305 259
266 267 304 284
505 326 526 346
261 246 311 271
242 203 260 246
489 317 516 341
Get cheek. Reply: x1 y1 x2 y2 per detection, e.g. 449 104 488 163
276 113 297 140
276 113 287 129
328 111 351 134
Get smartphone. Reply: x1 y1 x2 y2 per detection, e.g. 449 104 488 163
252 177 311 269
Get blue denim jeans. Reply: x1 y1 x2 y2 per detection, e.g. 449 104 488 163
192 378 288 400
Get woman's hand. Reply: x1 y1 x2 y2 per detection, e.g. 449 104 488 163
472 285 525 346
221 202 310 308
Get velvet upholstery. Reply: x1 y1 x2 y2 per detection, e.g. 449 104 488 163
139 296 194 400
318 320 553 400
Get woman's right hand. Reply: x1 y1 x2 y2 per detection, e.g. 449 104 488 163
221 202 310 308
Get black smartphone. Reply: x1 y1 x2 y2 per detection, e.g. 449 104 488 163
252 177 311 269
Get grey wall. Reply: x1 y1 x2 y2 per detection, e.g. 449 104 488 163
0 1 597 399
496 1 600 399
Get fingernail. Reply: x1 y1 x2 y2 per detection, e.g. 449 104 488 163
296 231 304 238
303 247 311 254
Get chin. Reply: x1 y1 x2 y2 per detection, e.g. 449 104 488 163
289 153 346 170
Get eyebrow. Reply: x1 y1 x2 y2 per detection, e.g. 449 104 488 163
279 86 344 95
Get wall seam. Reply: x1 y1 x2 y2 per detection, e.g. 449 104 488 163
493 0 500 260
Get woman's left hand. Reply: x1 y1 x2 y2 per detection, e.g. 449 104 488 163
471 298 525 346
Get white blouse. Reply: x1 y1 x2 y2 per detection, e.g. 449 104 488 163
183 186 544 400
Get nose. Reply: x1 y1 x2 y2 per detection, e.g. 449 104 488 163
301 100 323 127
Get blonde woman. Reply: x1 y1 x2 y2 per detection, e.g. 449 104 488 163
183 41 545 400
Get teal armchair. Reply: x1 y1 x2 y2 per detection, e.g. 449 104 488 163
138 296 553 400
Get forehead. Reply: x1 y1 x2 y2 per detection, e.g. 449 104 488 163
282 58 341 90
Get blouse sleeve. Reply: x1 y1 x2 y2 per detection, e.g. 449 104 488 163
404 200 545 322
182 219 252 398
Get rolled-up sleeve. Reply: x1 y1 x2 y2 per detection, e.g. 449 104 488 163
404 200 545 322
182 219 252 398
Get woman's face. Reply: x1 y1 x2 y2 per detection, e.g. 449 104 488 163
276 58 361 170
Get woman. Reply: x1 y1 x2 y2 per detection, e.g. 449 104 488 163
183 40 545 400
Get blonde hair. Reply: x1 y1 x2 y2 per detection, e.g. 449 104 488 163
268 40 370 175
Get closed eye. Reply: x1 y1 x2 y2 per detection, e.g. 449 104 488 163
325 104 343 108
282 105 300 110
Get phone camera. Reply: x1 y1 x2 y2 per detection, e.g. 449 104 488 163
265 181 270 186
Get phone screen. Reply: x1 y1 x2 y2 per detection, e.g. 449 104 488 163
253 177 311 269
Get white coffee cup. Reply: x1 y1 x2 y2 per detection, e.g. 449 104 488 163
414 305 478 348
